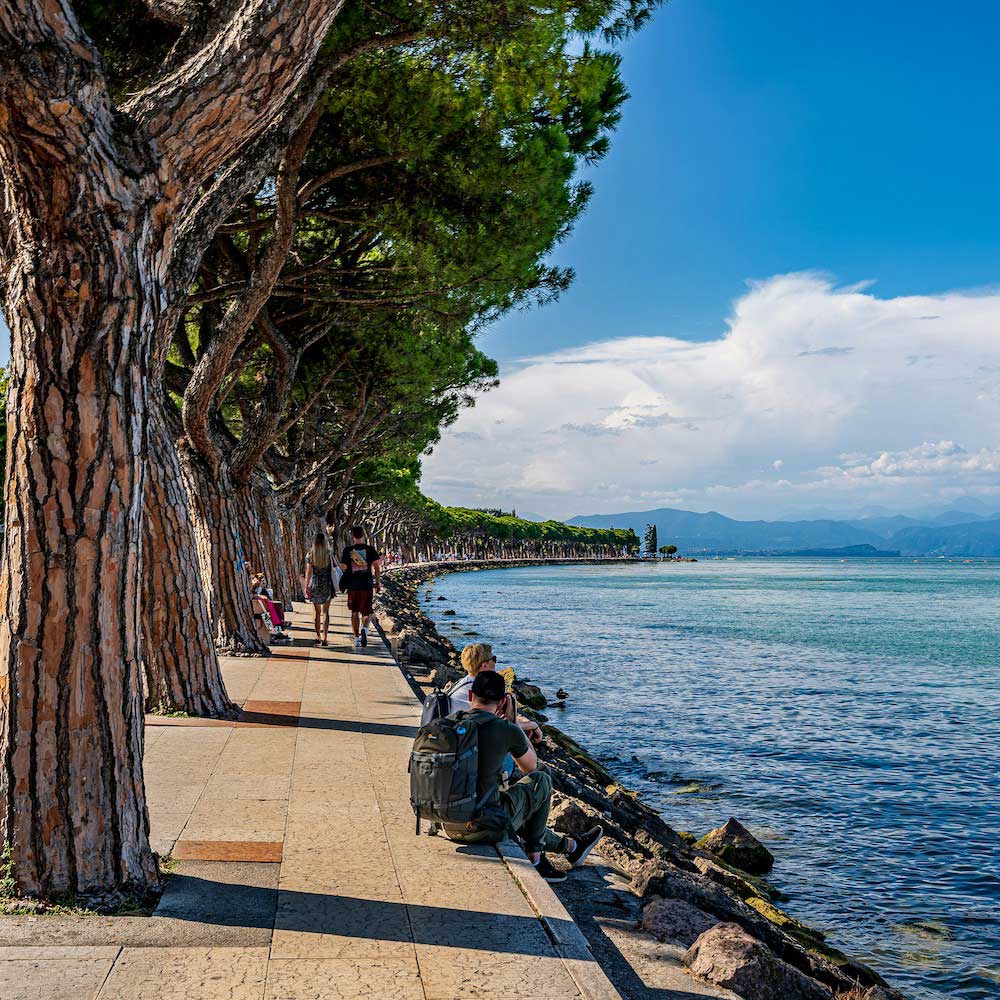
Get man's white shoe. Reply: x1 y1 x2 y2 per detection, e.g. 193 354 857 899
354 636 363 649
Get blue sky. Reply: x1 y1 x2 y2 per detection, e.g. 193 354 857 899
478 0 1000 363
5 2 999 521
426 0 1000 519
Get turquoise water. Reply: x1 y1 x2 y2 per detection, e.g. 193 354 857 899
421 559 1000 1000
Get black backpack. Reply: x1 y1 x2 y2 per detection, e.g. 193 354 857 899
409 711 498 834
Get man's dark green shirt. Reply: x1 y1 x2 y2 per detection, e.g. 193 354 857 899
463 709 529 803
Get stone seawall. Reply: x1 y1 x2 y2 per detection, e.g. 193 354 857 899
375 560 905 1000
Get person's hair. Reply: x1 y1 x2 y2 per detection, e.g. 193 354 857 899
460 643 495 677
470 671 506 706
310 531 331 569
351 525 366 540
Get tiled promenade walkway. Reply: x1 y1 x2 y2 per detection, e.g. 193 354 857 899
0 600 618 999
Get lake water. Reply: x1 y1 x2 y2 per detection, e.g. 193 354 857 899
421 559 1000 1000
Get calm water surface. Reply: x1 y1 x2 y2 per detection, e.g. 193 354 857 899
422 559 1000 1000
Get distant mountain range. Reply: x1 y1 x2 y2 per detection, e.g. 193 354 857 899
566 506 1000 557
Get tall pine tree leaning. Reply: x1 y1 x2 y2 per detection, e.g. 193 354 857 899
0 0 344 898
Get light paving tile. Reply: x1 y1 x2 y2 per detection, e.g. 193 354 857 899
0 958 115 1000
181 798 288 842
97 947 268 1000
416 947 582 999
264 958 422 1000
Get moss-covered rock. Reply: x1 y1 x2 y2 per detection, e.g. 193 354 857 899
696 817 774 875
746 896 827 948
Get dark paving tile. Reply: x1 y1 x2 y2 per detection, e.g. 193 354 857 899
174 841 283 862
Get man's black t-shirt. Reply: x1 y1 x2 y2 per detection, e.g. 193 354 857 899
340 543 380 591
463 709 530 804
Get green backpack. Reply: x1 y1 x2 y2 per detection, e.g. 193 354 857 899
409 711 498 834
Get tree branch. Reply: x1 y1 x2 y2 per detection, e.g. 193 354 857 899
181 108 319 469
124 0 344 194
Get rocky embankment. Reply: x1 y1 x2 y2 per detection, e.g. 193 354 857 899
375 561 904 1000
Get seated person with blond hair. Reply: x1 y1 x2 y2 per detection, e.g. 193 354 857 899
449 643 542 746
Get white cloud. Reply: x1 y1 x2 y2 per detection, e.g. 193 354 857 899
422 273 1000 519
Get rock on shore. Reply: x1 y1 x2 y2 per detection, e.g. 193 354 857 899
375 561 905 1000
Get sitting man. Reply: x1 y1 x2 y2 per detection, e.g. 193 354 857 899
443 671 603 883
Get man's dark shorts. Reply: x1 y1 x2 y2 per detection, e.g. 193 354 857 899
347 589 374 616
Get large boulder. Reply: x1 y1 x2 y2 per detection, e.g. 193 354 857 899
515 682 547 709
549 795 602 839
398 629 446 665
696 818 774 875
684 923 833 1000
641 897 718 946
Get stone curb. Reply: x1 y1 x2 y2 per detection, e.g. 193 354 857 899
372 615 622 999
496 839 622 1000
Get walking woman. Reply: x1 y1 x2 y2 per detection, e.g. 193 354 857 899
304 531 334 646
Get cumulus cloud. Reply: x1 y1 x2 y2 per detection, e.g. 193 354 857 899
421 273 1000 519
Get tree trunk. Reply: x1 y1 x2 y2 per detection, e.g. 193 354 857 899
281 509 306 601
233 481 268 588
0 0 345 901
179 449 270 657
0 138 159 898
142 404 236 717
250 478 292 604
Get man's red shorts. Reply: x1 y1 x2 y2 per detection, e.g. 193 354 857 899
347 589 374 616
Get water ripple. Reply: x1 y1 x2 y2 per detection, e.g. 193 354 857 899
425 559 1000 1000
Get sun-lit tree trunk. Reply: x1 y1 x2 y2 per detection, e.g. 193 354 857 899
142 404 236 717
0 15 161 893
0 0 344 896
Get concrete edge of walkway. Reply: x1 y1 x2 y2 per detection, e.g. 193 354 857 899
496 840 622 1000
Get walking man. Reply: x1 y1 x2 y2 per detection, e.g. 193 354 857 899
340 526 381 649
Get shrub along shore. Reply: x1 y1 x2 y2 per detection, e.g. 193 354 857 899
375 560 906 1000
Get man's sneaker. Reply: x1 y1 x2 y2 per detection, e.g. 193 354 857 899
354 636 363 649
360 627 368 647
532 855 567 883
566 826 604 868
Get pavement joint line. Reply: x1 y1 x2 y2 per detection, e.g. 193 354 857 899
346 612 429 1000
94 945 122 999
264 638 307 978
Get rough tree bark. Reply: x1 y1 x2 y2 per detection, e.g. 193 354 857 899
0 0 344 895
0 2 163 897
281 510 306 601
142 404 236 717
179 448 270 656
247 475 292 601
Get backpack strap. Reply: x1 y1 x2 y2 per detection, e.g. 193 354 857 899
474 781 499 813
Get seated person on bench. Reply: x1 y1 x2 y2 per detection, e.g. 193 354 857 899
248 565 291 645
442 671 603 883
